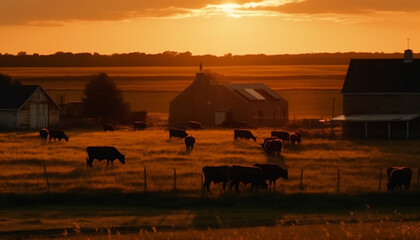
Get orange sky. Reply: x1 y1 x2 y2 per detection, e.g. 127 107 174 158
0 0 419 55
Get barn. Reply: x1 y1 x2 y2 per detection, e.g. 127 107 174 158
0 85 61 129
333 49 420 138
169 72 288 127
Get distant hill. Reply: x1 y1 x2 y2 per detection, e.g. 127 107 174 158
0 51 418 67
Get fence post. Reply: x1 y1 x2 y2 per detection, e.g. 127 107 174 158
298 169 304 191
200 173 204 196
173 168 177 192
378 168 382 192
336 168 340 193
144 167 147 192
417 168 420 191
43 164 50 192
330 97 335 138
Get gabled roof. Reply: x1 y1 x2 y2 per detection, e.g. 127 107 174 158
342 59 420 93
226 83 286 102
0 85 61 110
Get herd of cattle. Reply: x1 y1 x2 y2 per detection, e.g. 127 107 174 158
38 124 413 193
202 164 288 195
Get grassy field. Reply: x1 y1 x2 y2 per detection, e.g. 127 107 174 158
0 65 347 78
24 222 420 240
1 127 419 239
0 128 419 194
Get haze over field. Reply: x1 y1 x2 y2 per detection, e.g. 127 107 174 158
0 65 345 118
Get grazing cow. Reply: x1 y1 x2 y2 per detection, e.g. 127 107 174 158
202 166 230 195
271 131 290 142
261 138 283 156
103 124 115 132
86 146 125 167
49 130 69 142
133 121 146 131
169 128 188 139
185 135 196 151
39 128 49 142
187 121 203 130
253 163 288 190
386 167 412 191
229 165 267 192
290 132 301 145
234 129 256 141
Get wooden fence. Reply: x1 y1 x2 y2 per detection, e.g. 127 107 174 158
38 165 420 194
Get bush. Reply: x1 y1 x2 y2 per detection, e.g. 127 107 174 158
82 73 130 124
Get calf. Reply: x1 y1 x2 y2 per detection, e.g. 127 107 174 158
133 121 146 131
39 128 49 142
187 121 203 130
234 129 256 141
103 124 115 132
202 166 230 195
271 131 290 142
49 130 69 142
290 132 301 145
185 135 196 151
86 146 125 167
253 163 288 190
169 128 188 139
386 167 412 191
229 165 267 192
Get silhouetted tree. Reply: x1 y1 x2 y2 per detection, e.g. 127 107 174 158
82 73 130 123
0 73 21 87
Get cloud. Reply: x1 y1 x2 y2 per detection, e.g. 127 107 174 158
0 0 248 25
0 0 418 25
269 0 420 14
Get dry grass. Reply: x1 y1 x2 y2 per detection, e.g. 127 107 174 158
0 128 419 195
27 222 420 240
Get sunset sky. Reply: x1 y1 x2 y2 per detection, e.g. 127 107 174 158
0 0 419 55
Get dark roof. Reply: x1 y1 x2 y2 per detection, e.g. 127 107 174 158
342 59 420 93
226 83 285 102
0 85 40 109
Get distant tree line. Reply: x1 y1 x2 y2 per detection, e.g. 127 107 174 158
0 51 418 67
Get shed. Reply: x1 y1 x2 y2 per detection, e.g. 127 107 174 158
0 85 60 129
333 49 420 138
169 72 288 127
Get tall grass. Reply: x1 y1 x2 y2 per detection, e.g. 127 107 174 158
0 128 419 195
26 222 420 240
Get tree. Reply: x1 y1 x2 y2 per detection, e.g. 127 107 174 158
82 73 130 123
0 73 21 87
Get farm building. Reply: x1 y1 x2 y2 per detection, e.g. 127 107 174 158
169 72 288 127
59 101 85 127
0 85 60 129
333 49 420 138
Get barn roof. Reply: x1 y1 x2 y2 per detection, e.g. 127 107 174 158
0 85 60 110
226 83 285 102
332 114 420 122
342 59 420 93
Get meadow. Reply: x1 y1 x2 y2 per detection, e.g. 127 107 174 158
25 222 420 240
0 127 420 239
1 128 419 194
